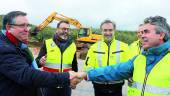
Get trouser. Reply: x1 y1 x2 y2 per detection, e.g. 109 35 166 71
39 86 71 96
92 82 124 96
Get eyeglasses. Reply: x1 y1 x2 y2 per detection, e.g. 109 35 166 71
138 29 150 35
103 29 113 32
9 23 31 29
58 28 70 31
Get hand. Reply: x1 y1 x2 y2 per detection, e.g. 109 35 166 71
69 71 83 89
39 55 46 66
76 71 87 80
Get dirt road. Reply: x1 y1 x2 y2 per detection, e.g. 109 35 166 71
72 59 127 96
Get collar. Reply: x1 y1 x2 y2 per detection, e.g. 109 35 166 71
6 31 20 46
53 34 70 43
102 36 115 43
142 41 170 55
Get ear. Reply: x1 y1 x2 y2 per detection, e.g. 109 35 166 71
56 28 59 32
6 24 11 30
159 32 165 40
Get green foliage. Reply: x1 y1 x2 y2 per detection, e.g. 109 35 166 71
29 26 55 42
115 31 137 44
93 28 102 35
70 29 79 40
0 15 3 30
0 15 137 45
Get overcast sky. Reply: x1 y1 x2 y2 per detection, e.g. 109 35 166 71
0 0 170 31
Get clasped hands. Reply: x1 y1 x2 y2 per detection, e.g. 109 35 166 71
69 71 87 89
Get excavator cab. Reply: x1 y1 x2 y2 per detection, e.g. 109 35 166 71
78 28 89 37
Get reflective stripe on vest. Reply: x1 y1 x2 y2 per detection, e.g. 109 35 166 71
45 63 72 69
97 40 120 67
97 41 102 67
130 54 170 96
116 40 120 64
96 40 123 84
93 80 124 84
45 39 76 72
131 81 170 95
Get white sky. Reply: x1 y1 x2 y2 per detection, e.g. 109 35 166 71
0 0 170 31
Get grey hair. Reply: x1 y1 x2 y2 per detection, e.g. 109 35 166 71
2 11 27 30
144 16 170 41
100 19 116 30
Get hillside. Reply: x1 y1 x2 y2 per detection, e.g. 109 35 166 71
0 15 137 44
0 15 3 29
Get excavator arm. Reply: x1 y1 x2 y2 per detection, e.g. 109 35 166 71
31 12 82 35
30 11 102 59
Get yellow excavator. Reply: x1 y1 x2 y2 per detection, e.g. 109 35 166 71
31 12 81 34
32 12 102 58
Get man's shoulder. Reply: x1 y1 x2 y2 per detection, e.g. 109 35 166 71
90 41 100 48
0 34 15 52
45 38 53 42
0 33 8 46
115 40 128 46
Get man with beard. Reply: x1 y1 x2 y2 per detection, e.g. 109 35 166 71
78 16 170 96
83 19 130 96
36 21 78 96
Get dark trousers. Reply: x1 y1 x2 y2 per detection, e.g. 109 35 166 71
93 82 124 96
39 87 71 96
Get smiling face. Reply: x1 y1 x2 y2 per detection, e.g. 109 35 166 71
138 23 165 49
7 15 30 44
56 22 70 40
101 23 115 42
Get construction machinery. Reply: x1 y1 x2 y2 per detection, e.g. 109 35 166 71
76 27 102 59
31 12 82 35
32 12 102 59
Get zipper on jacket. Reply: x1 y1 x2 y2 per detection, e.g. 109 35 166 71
141 73 149 96
61 53 63 72
107 43 111 66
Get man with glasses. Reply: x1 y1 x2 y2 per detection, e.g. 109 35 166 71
36 21 78 96
0 11 81 96
83 20 130 96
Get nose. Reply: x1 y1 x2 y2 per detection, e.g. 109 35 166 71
23 27 29 33
141 32 146 37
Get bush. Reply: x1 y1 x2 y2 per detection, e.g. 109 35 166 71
115 31 137 44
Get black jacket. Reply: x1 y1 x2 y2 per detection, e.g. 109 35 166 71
0 33 70 96
36 35 78 72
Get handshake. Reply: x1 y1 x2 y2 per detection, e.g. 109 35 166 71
68 71 87 89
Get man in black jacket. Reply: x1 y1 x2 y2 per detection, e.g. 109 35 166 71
36 20 78 96
0 11 80 96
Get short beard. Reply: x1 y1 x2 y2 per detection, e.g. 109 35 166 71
60 35 68 40
104 36 113 43
58 33 69 41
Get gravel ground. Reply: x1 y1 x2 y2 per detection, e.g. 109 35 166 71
72 59 127 96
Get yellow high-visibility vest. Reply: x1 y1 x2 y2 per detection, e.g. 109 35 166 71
129 40 142 58
84 39 131 84
84 39 130 70
128 40 143 95
45 39 76 72
128 54 170 96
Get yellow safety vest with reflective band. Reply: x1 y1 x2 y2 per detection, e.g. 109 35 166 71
128 54 170 96
84 39 130 70
129 40 143 58
84 39 130 84
128 40 143 94
45 39 76 72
